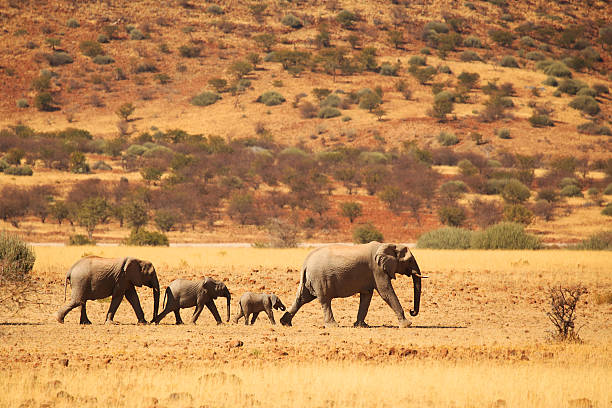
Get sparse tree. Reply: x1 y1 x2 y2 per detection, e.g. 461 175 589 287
77 197 111 239
546 285 587 341
340 201 362 223
116 102 135 121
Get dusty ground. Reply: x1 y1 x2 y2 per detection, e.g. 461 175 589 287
0 247 610 407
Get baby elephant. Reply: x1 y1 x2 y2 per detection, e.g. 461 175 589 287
152 278 231 325
233 292 286 325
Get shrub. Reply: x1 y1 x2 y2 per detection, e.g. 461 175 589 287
497 128 511 139
257 91 285 106
438 206 467 227
501 179 530 203
97 33 109 43
340 202 362 223
537 60 572 77
437 132 459 146
130 29 145 40
417 227 473 249
179 45 201 58
45 52 73 66
208 78 227 93
206 4 224 14
79 40 104 57
438 65 451 74
500 55 519 67
577 121 612 136
460 50 481 61
379 62 399 76
191 91 221 106
520 36 535 47
575 230 612 250
560 184 582 197
526 51 546 61
68 234 95 246
353 223 384 244
471 222 540 249
463 36 483 48
602 204 612 217
321 94 341 108
488 29 515 47
16 99 28 108
529 113 553 127
458 159 477 176
318 107 341 119
546 285 587 342
154 210 178 232
409 55 427 66
576 88 597 97
558 79 588 95
412 66 437 84
92 161 112 171
66 18 79 28
134 61 157 73
124 229 169 246
4 166 33 176
593 83 609 95
0 231 35 281
542 76 558 86
299 101 318 118
503 204 534 225
336 10 358 29
569 96 600 116
281 14 303 29
604 184 612 195
358 91 381 111
93 55 114 65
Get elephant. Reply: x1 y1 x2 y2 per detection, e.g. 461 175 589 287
279 241 424 328
233 292 286 325
152 278 231 325
56 256 160 325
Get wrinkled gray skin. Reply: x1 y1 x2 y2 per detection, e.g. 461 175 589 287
56 256 160 325
152 278 231 325
280 242 422 328
233 292 286 325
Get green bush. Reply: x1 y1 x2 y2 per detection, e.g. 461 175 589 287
281 14 303 29
460 50 481 61
16 99 28 108
557 79 588 95
536 60 572 77
526 51 546 61
574 230 612 250
417 227 473 249
569 95 600 116
79 40 104 57
68 234 96 246
503 204 534 225
542 76 558 86
577 121 611 136
0 231 35 281
471 222 541 249
437 131 458 146
409 55 427 66
257 91 285 106
603 183 612 195
130 29 145 40
352 223 383 244
529 113 553 127
45 52 73 66
336 10 358 29
560 184 583 197
438 65 451 74
206 4 224 14
191 91 221 106
438 206 467 227
318 107 341 119
124 229 169 246
501 179 530 203
488 29 515 47
179 45 201 58
520 36 535 47
66 18 79 28
0 159 8 172
464 36 483 48
601 204 612 217
576 88 597 97
497 128 511 139
500 55 519 67
97 33 109 43
321 94 341 108
379 62 399 76
93 55 114 65
4 165 33 176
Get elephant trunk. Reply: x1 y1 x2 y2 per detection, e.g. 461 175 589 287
223 288 231 322
409 261 421 317
151 275 160 322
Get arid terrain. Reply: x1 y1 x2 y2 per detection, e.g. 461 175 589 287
0 246 611 407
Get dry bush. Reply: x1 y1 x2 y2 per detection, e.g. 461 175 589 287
0 231 36 313
546 285 587 342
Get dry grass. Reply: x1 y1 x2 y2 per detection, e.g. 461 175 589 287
1 247 610 407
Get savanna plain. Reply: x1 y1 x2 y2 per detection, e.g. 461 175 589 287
1 246 611 408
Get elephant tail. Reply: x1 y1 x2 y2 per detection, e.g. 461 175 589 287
64 272 71 302
162 287 169 309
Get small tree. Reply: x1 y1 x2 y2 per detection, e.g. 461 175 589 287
154 210 178 232
388 30 404 49
340 201 362 223
45 37 60 50
546 285 587 342
77 197 111 239
229 60 253 80
253 33 276 52
124 200 148 231
353 223 383 244
116 102 135 121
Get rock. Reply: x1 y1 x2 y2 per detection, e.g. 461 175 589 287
56 391 74 401
60 359 69 367
568 398 593 408
167 392 193 402
491 399 506 407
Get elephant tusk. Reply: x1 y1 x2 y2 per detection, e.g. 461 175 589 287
413 273 429 279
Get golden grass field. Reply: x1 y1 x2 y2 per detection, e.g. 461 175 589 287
1 246 611 407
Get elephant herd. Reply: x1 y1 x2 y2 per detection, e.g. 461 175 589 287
56 242 425 328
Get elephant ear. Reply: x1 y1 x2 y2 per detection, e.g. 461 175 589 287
123 257 143 287
202 278 216 299
374 244 398 280
270 294 278 307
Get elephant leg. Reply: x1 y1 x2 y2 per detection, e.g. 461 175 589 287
244 311 250 325
80 303 92 325
354 290 373 328
280 288 316 326
205 301 222 325
124 286 147 324
105 290 125 324
232 308 244 324
192 304 204 324
174 310 184 325
250 312 260 325
374 278 410 328
56 300 81 323
319 298 338 328
152 307 171 324
264 307 276 325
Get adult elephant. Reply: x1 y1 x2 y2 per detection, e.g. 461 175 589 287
279 242 424 328
56 256 160 324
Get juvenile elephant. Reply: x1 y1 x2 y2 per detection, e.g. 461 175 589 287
56 256 160 324
152 278 231 325
280 242 424 328
233 292 286 325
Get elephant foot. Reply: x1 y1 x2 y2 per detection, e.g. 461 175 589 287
353 321 370 328
399 319 412 328
55 312 65 324
80 320 92 325
137 320 148 325
325 321 339 328
280 312 293 327
175 321 184 325
104 319 119 325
